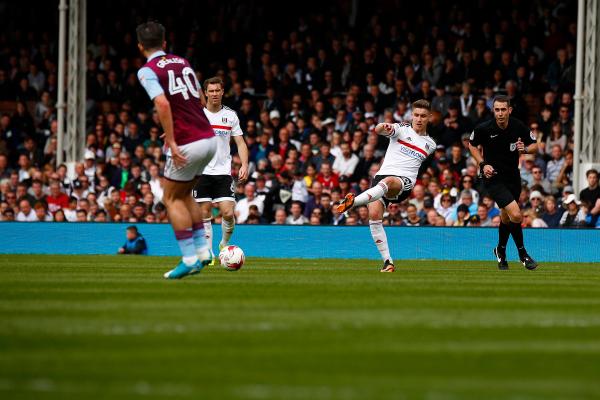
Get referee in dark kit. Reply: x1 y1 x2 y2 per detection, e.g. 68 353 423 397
469 95 538 270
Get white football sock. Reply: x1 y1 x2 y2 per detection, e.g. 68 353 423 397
354 182 389 208
220 217 235 247
369 220 392 263
203 218 213 251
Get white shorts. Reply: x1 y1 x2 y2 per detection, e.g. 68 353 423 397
163 137 218 182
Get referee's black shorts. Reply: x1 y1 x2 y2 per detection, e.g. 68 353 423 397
483 177 522 209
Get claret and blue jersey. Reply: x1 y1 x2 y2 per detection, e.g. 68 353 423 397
137 50 214 145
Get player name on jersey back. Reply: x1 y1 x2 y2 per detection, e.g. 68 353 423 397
138 52 214 146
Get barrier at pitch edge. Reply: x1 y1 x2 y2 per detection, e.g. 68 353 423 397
0 222 598 263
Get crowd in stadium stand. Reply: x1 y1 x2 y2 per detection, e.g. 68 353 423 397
0 0 598 228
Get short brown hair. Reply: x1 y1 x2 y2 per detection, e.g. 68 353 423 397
493 95 511 107
203 77 224 91
412 99 431 111
136 21 165 50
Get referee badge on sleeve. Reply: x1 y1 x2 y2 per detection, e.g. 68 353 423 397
529 130 536 141
470 131 475 140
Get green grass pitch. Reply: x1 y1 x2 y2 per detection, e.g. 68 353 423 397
1 255 600 400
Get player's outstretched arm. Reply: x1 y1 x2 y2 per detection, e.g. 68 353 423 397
374 123 395 137
154 94 186 167
233 135 249 183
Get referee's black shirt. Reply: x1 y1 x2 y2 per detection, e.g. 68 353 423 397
469 117 535 181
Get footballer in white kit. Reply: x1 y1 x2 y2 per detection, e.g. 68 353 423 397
193 77 249 263
336 100 435 272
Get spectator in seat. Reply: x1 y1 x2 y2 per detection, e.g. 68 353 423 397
318 192 334 225
16 182 35 207
2 208 15 221
529 166 553 194
108 152 132 189
75 209 88 222
62 196 78 221
529 191 545 215
477 204 493 227
403 204 423 226
554 150 573 193
53 209 66 222
235 183 264 224
440 103 472 148
541 196 561 228
468 97 492 126
451 204 471 227
286 201 308 225
316 161 339 192
559 195 586 228
94 210 108 222
29 179 46 203
332 142 359 177
272 209 287 225
459 175 479 205
385 203 404 225
436 193 455 222
309 210 321 225
118 226 148 255
34 202 53 222
546 145 565 184
580 169 600 226
458 190 477 216
467 214 481 227
16 199 36 222
480 194 500 218
409 184 426 211
557 103 574 137
523 208 548 228
432 86 453 116
449 144 466 176
304 181 323 218
545 121 567 154
311 142 336 172
291 169 309 204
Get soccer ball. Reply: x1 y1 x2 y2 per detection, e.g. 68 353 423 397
219 245 245 271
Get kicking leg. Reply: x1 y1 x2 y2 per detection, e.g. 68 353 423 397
337 177 402 213
368 200 395 272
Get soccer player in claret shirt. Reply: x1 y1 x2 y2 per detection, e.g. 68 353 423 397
336 100 436 272
193 77 249 264
468 95 538 270
136 21 217 279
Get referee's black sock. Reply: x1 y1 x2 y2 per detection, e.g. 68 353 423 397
510 222 525 253
498 222 510 248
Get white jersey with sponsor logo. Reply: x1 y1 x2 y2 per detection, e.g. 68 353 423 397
376 122 436 184
202 105 244 175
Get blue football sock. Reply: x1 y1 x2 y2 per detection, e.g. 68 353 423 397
174 229 197 266
192 222 208 251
